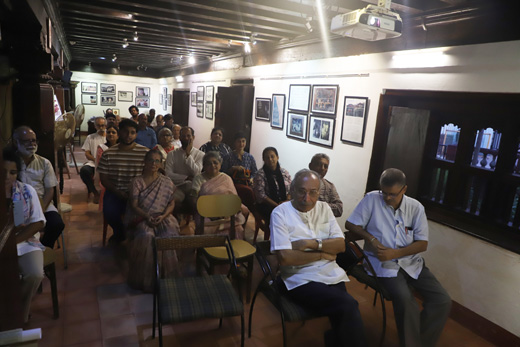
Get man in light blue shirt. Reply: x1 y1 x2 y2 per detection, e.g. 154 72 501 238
345 168 451 347
135 113 157 149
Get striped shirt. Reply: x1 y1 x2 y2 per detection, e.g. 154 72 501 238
97 143 149 193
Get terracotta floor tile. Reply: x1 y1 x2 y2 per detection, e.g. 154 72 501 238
129 294 153 313
63 286 98 306
98 297 132 318
62 319 101 345
65 341 103 347
63 301 100 324
39 322 64 347
103 334 140 347
100 314 137 339
96 283 132 301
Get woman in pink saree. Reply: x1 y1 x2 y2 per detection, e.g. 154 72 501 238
125 149 180 292
192 151 248 239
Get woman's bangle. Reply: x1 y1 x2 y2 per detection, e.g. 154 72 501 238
370 237 376 243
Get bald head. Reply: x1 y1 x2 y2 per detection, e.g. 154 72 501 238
290 169 321 212
379 168 406 189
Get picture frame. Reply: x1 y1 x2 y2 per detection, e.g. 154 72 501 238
286 112 308 141
205 102 213 120
197 86 204 102
309 115 335 148
159 94 163 105
206 85 214 102
288 84 311 112
167 94 172 106
118 91 133 102
162 87 168 111
191 92 197 106
112 108 120 116
81 94 97 105
311 85 339 116
196 103 204 118
271 94 285 129
81 82 97 94
135 97 150 108
100 83 116 94
100 95 116 106
136 86 150 97
255 98 271 121
341 96 369 146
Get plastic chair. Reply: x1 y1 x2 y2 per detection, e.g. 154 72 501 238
248 240 327 347
152 235 244 347
196 194 256 303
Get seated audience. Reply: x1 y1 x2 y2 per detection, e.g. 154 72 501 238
13 126 65 248
3 147 46 324
165 126 204 205
105 113 117 128
345 168 451 347
153 127 175 160
147 108 156 127
192 151 248 239
153 114 164 132
80 116 106 204
171 124 181 149
308 153 343 217
125 149 179 292
199 127 232 158
271 169 366 347
128 105 139 123
97 119 149 243
104 108 114 117
96 125 119 211
155 113 174 137
253 146 291 239
135 113 157 149
222 132 258 183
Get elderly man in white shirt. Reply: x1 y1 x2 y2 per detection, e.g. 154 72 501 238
165 126 204 205
80 116 106 203
345 168 451 347
271 169 366 347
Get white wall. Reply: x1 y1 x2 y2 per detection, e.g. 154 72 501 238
73 40 520 335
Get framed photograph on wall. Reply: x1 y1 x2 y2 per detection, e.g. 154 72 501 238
311 85 339 116
197 86 204 102
112 108 120 116
309 115 335 148
100 83 116 94
341 96 369 145
136 97 150 108
162 87 168 111
167 94 172 106
255 98 271 121
286 112 308 141
191 92 197 106
271 94 285 129
288 84 311 112
159 94 163 105
118 91 133 102
81 82 97 94
100 95 116 106
196 103 204 118
205 102 214 120
136 86 150 97
81 94 97 105
206 86 214 102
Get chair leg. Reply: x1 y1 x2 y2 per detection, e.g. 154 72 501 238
158 322 163 347
152 293 157 338
281 312 287 347
102 217 108 247
61 150 71 179
68 143 80 174
378 291 387 347
240 313 245 347
248 287 261 337
61 232 68 270
246 258 254 304
45 263 59 319
373 290 378 306
219 318 223 328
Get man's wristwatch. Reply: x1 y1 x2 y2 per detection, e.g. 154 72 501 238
316 238 323 251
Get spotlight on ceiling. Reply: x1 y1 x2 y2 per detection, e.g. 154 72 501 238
244 42 251 53
305 17 313 33
112 54 117 62
133 32 139 41
122 38 129 48
188 55 195 64
176 75 184 82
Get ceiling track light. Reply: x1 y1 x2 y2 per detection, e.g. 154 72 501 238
112 54 117 62
250 33 258 45
244 42 251 53
188 55 195 64
305 17 313 33
133 31 138 41
122 38 129 48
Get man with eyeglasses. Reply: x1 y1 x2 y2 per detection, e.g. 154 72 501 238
270 169 367 347
13 126 65 249
345 168 451 347
80 117 107 203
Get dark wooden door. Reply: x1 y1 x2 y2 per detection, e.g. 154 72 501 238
172 90 189 126
215 85 254 151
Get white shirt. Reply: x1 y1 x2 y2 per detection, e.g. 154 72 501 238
165 147 204 186
347 191 429 279
16 183 46 256
270 201 349 290
172 139 182 149
19 154 58 213
82 132 106 167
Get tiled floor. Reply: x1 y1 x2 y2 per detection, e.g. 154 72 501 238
25 148 494 346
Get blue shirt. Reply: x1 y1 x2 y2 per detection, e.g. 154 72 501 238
222 151 258 177
136 127 157 149
347 191 428 279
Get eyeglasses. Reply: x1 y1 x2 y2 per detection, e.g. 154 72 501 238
95 123 107 128
380 185 406 199
20 139 38 145
295 188 319 198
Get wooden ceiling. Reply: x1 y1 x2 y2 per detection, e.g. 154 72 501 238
56 0 515 75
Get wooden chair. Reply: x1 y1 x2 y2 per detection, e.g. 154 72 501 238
152 235 244 347
196 194 256 303
248 240 327 347
39 247 59 319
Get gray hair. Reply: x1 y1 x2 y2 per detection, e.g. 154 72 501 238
158 127 172 137
202 151 223 166
379 168 407 188
289 169 320 194
94 116 106 123
310 153 330 166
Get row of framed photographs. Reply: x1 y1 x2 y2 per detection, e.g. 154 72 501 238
288 84 339 117
82 82 151 98
191 86 215 119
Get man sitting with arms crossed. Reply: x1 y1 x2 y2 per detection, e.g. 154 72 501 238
271 169 366 347
80 116 106 204
97 119 148 243
345 168 451 347
13 126 65 248
308 153 343 217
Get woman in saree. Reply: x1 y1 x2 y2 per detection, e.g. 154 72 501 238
125 149 180 292
192 151 248 239
153 127 175 160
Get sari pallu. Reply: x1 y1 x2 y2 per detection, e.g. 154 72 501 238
125 174 180 292
196 173 248 240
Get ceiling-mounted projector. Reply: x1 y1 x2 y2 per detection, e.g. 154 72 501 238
330 5 402 41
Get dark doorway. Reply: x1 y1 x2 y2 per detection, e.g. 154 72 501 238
172 90 189 126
